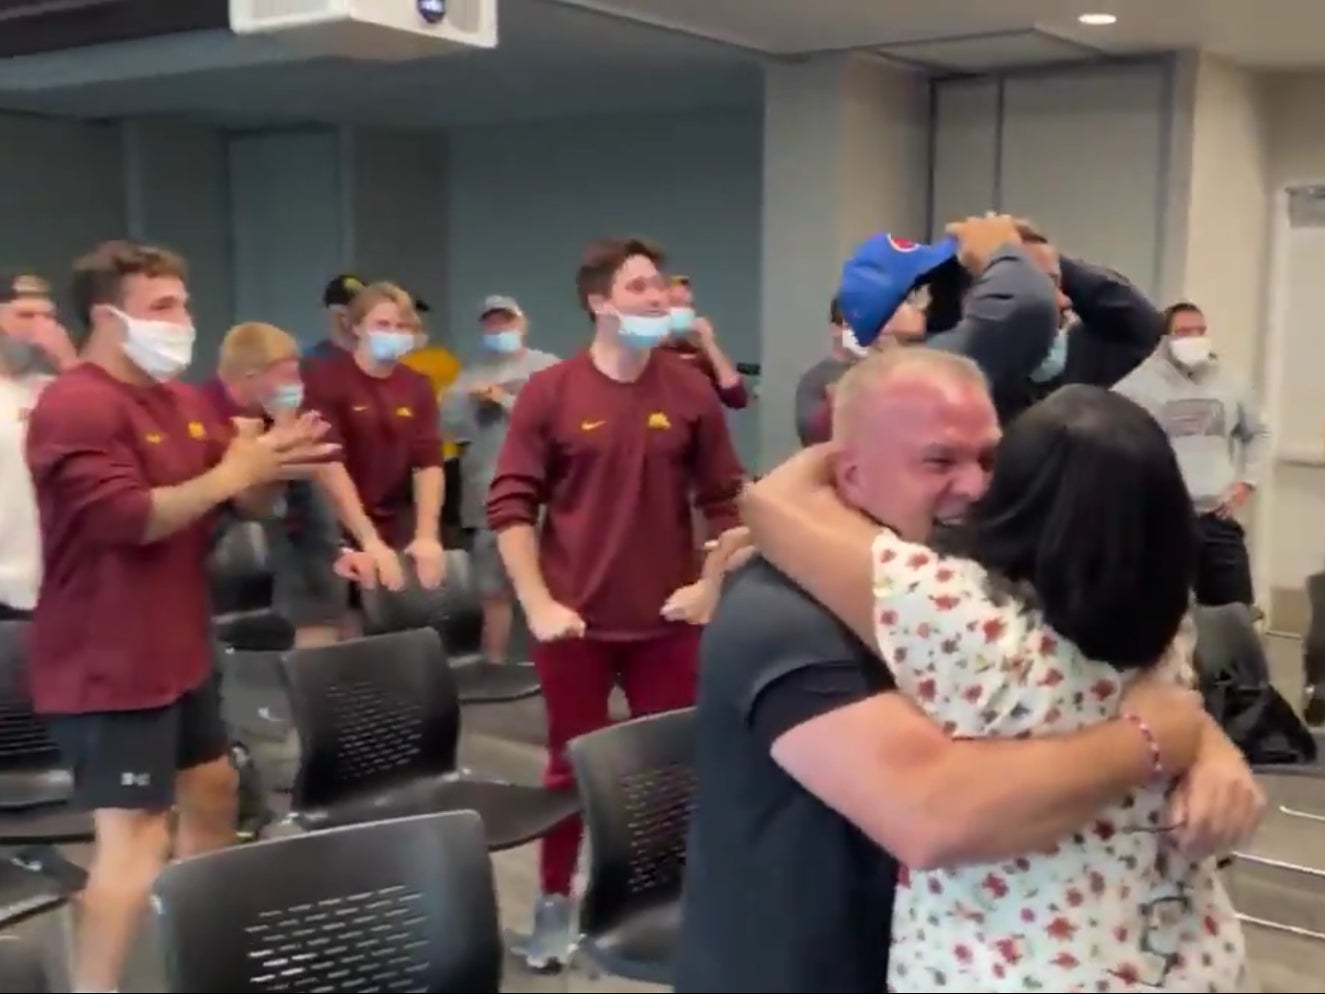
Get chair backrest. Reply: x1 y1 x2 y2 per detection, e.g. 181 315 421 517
567 707 698 937
0 935 49 991
280 629 462 813
210 520 274 614
152 810 502 993
359 549 483 656
0 620 61 770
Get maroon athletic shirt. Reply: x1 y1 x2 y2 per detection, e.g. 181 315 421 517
487 350 744 640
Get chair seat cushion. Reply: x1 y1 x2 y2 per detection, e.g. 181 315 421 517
0 858 76 930
0 768 73 811
0 803 94 845
583 900 680 986
214 610 294 652
297 776 578 850
453 661 541 704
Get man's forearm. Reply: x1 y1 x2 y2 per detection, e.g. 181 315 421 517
909 719 1151 868
412 465 443 541
313 463 383 549
700 526 753 583
496 524 552 610
145 465 246 543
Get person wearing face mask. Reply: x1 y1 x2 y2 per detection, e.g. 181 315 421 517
487 237 745 970
1016 221 1164 409
660 275 749 409
836 215 1061 426
199 322 402 646
25 241 336 994
302 281 448 592
1113 302 1267 607
439 296 557 672
0 272 76 621
398 297 465 545
794 296 860 446
303 273 365 363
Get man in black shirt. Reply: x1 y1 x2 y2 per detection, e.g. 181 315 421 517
675 347 1265 993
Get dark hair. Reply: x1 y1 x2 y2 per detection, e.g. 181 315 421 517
575 236 666 320
949 384 1197 670
1163 300 1203 333
923 256 971 334
829 295 844 326
71 240 186 333
1014 219 1050 245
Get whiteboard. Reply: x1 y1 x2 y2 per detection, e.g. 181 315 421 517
1274 188 1325 454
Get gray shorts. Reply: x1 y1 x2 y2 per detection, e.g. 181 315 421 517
471 529 511 599
268 483 347 628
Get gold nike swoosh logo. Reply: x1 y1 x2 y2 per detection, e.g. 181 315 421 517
580 420 605 431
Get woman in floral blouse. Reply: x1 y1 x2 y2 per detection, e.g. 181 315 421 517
742 383 1250 992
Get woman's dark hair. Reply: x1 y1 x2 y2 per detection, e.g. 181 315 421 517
952 384 1197 670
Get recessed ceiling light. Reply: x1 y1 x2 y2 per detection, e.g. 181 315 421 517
1078 12 1118 26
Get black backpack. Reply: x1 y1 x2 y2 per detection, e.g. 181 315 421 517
1193 603 1317 766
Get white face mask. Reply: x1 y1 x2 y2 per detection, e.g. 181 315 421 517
1169 335 1212 369
113 308 195 381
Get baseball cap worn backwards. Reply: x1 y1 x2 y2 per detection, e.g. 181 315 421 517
838 234 957 350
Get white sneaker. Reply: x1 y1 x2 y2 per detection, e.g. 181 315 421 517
507 893 575 972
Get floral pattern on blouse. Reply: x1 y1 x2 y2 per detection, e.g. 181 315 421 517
871 530 1248 993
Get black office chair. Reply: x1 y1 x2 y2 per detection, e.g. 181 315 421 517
278 629 576 849
152 811 502 993
0 621 93 846
210 521 294 652
359 549 540 704
0 934 49 991
567 706 697 985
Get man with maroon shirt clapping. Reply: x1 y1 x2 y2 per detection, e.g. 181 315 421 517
488 236 745 970
26 241 335 993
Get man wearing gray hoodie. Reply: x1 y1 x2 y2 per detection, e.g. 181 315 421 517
1113 301 1268 606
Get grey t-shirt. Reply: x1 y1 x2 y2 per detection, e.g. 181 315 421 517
794 356 855 446
439 348 560 529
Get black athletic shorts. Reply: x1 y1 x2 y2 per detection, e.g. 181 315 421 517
45 676 229 812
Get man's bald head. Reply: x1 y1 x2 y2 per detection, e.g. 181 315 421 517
830 346 1000 541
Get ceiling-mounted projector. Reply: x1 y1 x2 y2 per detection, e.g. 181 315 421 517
229 0 497 60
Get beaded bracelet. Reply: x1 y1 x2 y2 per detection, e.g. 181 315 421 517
1122 711 1164 780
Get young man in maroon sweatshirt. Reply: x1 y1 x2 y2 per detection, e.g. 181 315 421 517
487 236 745 969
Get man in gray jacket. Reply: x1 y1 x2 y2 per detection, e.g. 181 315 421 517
833 214 1060 426
1113 301 1268 606
440 295 559 667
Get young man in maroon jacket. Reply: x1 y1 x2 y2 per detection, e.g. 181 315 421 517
25 241 333 993
487 236 745 969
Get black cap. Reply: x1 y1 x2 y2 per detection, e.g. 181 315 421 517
322 273 365 308
0 271 50 304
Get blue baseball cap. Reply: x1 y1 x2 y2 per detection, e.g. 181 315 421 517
838 234 958 349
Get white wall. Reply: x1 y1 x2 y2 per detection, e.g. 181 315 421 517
930 59 1172 294
760 55 929 466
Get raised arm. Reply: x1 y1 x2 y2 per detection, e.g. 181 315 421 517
739 445 879 645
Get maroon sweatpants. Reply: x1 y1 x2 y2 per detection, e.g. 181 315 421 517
531 627 700 895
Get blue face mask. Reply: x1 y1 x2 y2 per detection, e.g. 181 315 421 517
668 307 695 335
617 312 671 352
483 330 522 354
265 382 304 414
366 330 414 364
1029 330 1068 383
